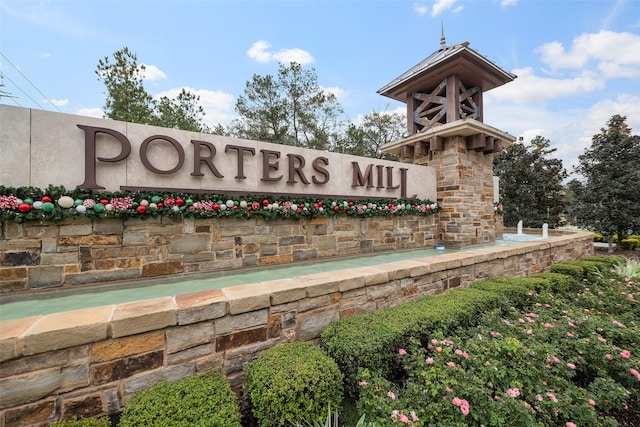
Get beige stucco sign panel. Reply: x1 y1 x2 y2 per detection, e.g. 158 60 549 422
1 106 436 201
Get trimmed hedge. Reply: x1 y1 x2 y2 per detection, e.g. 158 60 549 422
551 260 612 281
118 371 241 427
581 255 626 269
244 342 343 427
321 288 502 397
620 238 640 250
532 272 581 293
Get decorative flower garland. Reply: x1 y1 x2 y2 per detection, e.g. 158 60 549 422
0 186 441 223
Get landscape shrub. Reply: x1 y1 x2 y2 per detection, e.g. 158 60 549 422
356 263 639 427
244 342 343 427
51 418 110 427
620 237 640 250
321 288 501 397
550 261 585 280
470 278 537 308
581 255 626 269
531 271 581 293
118 371 241 427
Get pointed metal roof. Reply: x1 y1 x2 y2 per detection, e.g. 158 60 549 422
377 41 517 102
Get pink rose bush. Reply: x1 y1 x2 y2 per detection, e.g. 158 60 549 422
355 260 639 426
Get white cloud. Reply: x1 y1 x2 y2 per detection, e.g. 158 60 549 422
153 87 237 127
321 86 347 100
140 64 168 81
432 0 463 16
414 3 428 15
501 0 518 6
273 48 314 65
247 40 315 65
247 40 273 63
47 98 68 107
536 30 640 78
487 67 604 103
75 107 103 118
485 92 640 175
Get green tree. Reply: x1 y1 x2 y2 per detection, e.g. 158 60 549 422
337 110 402 159
96 47 155 124
493 136 568 228
232 62 343 150
155 88 211 133
97 47 212 133
568 114 640 251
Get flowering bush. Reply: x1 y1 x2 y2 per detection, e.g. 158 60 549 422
494 202 504 215
0 185 440 223
356 259 639 426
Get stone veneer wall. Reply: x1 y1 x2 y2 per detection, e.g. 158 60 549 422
0 230 593 426
0 215 437 296
417 136 497 248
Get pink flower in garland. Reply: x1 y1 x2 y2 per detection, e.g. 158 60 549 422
0 194 18 209
110 197 133 210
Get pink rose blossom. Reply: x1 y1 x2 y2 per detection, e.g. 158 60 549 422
398 348 407 355
436 346 442 353
567 332 574 338
452 397 470 416
447 361 456 367
399 414 410 423
620 350 631 359
630 368 640 381
606 354 613 360
425 357 434 364
411 411 418 422
536 394 544 402
358 380 368 386
387 390 396 400
567 363 576 370
505 388 521 398
546 392 558 403
566 422 577 427
526 329 533 335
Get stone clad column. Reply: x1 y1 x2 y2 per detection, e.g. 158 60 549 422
414 136 496 248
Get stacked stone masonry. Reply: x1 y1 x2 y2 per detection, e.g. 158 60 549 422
0 215 437 296
0 225 593 426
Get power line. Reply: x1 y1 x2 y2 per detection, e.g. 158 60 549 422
0 52 63 112
0 71 46 109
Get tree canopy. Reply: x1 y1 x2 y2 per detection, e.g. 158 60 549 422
96 47 211 133
567 114 640 249
493 136 567 228
337 110 402 160
231 62 343 150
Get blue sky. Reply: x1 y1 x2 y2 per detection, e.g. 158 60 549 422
1 0 639 174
